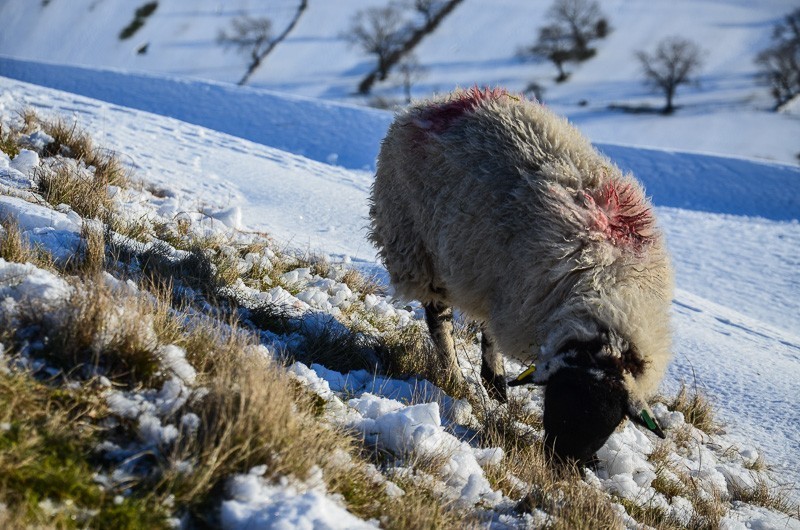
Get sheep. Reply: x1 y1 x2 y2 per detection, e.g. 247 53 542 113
368 87 674 464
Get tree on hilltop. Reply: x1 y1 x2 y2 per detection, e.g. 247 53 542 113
636 36 704 114
756 8 800 109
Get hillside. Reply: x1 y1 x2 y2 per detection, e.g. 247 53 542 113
2 72 800 527
1 0 799 164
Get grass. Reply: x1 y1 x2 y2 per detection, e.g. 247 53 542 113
0 123 19 158
475 394 622 529
730 479 799 517
37 116 129 188
10 112 131 223
667 384 719 434
3 108 795 529
0 368 170 528
36 162 115 221
1 217 55 270
17 277 164 388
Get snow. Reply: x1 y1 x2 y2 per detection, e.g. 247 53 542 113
0 257 71 305
2 3 800 523
346 394 502 505
221 466 378 530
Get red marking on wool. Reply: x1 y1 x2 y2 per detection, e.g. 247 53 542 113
584 181 654 251
419 86 514 133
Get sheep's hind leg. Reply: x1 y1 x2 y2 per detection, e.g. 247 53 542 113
481 328 507 402
423 302 465 389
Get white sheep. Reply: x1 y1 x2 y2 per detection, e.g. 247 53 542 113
369 87 674 463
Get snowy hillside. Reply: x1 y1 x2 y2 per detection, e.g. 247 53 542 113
1 0 799 164
2 70 800 527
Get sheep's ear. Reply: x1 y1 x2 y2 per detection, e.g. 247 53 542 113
628 401 666 439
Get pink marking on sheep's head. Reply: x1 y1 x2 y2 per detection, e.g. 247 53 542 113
416 86 516 134
582 181 654 251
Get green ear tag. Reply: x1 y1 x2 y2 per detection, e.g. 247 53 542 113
640 410 658 431
515 364 537 382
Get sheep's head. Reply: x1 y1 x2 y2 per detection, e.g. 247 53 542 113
511 338 665 465
542 367 627 465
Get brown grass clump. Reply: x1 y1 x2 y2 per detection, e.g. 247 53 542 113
0 123 19 158
341 267 384 297
730 478 799 518
75 222 106 275
0 217 54 270
36 162 116 221
153 307 471 528
37 116 129 189
12 111 130 222
16 277 163 388
667 383 719 434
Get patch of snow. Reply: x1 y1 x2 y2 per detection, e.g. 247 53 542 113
221 466 378 530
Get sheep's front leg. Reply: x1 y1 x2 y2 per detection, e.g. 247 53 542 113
423 302 465 388
480 328 507 402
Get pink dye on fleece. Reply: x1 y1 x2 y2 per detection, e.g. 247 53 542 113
583 181 654 251
416 86 512 133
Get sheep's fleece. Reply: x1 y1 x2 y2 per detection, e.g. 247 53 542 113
369 87 674 404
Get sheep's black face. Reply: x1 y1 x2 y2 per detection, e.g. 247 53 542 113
543 367 627 465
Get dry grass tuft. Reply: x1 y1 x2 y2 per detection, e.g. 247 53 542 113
341 267 385 297
75 222 106 275
0 123 19 158
0 217 54 269
668 384 720 434
374 323 470 399
730 478 799 518
12 111 130 222
37 116 129 189
17 277 163 388
295 320 383 373
154 312 469 528
36 162 116 221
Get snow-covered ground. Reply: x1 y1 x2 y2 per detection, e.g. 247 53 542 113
1 0 800 523
2 71 799 509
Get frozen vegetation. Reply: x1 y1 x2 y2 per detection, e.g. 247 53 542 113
0 0 799 527
1 74 799 528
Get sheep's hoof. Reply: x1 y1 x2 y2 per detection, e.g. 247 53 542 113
481 366 508 403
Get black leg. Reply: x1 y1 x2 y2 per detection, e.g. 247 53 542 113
480 328 507 402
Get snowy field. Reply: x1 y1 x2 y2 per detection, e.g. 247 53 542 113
2 72 799 510
1 0 800 526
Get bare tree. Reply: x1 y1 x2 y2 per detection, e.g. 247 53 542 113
519 0 609 82
519 24 575 82
344 6 407 83
755 8 800 109
395 54 427 103
546 0 608 60
636 36 704 114
407 0 447 25
218 16 273 85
